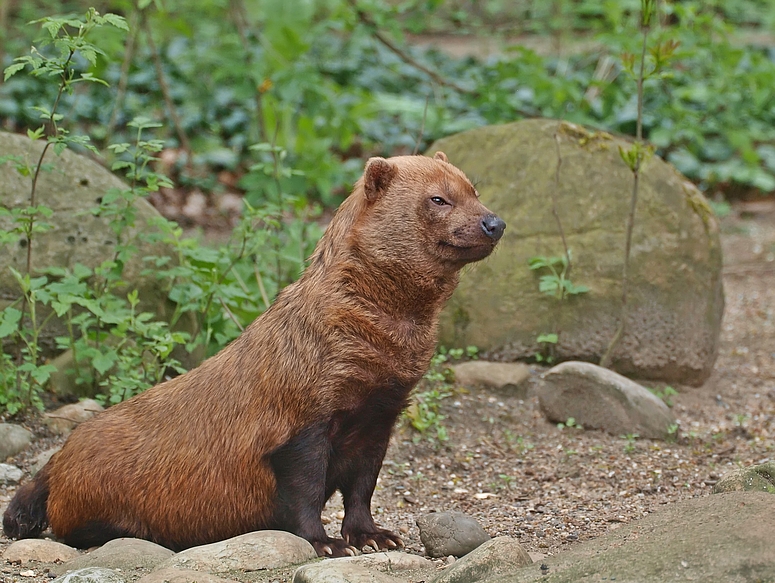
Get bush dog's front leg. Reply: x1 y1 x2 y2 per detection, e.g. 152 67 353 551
338 421 403 551
269 422 358 557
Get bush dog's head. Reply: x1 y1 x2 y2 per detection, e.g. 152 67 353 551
324 152 504 282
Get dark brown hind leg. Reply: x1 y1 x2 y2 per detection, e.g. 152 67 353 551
63 521 136 549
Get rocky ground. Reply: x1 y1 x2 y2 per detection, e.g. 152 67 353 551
2 200 775 582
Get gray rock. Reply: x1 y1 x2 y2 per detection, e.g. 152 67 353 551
336 552 433 572
430 537 532 583
416 512 490 558
0 131 202 376
431 119 723 386
0 462 23 484
160 530 317 573
481 492 775 583
0 423 33 459
48 350 84 400
293 561 406 583
452 362 531 397
137 568 240 583
712 461 775 494
52 567 126 583
32 446 61 475
537 361 675 439
3 538 80 564
44 399 104 435
52 538 174 575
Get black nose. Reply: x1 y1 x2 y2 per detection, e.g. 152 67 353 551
481 214 506 241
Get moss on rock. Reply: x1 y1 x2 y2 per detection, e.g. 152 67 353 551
429 119 723 385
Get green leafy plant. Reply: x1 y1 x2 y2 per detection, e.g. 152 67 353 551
557 416 582 430
0 9 322 415
534 333 558 364
3 0 774 413
0 270 57 413
709 199 732 218
157 143 323 356
528 253 590 300
403 348 474 444
0 9 129 414
502 429 534 454
446 345 479 360
2 0 774 201
622 432 639 453
648 385 678 407
529 251 589 363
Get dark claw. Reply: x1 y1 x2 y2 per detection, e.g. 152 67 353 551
313 538 363 558
342 528 404 553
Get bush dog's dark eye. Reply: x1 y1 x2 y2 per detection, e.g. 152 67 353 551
431 196 448 206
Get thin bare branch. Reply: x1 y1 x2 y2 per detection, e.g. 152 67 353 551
347 0 475 96
107 8 140 141
552 131 571 271
413 94 430 155
547 129 572 362
600 20 650 369
218 296 245 332
229 0 267 144
0 0 9 87
142 12 193 164
254 264 271 311
636 25 648 142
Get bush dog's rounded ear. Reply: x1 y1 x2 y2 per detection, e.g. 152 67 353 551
433 151 449 163
363 157 397 202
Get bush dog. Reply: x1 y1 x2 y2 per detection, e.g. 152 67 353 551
4 152 505 557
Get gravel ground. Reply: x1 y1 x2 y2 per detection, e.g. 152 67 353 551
2 200 775 580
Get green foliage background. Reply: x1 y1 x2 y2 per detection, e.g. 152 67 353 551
1 0 774 417
2 0 775 200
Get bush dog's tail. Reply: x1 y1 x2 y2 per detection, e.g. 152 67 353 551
2 465 50 539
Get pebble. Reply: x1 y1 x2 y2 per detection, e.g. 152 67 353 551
429 537 532 583
4 539 80 564
159 530 316 573
416 511 490 558
293 560 402 583
0 423 33 458
136 568 240 583
451 362 531 397
51 539 173 576
538 361 676 439
52 567 126 583
712 461 775 494
335 551 433 571
0 463 23 484
32 447 61 476
43 400 104 436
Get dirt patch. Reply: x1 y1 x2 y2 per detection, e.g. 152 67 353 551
2 201 775 582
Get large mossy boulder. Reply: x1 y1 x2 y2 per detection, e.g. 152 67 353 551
484 492 775 583
430 119 723 386
0 132 198 381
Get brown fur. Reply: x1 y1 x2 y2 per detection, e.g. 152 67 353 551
3 152 504 556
